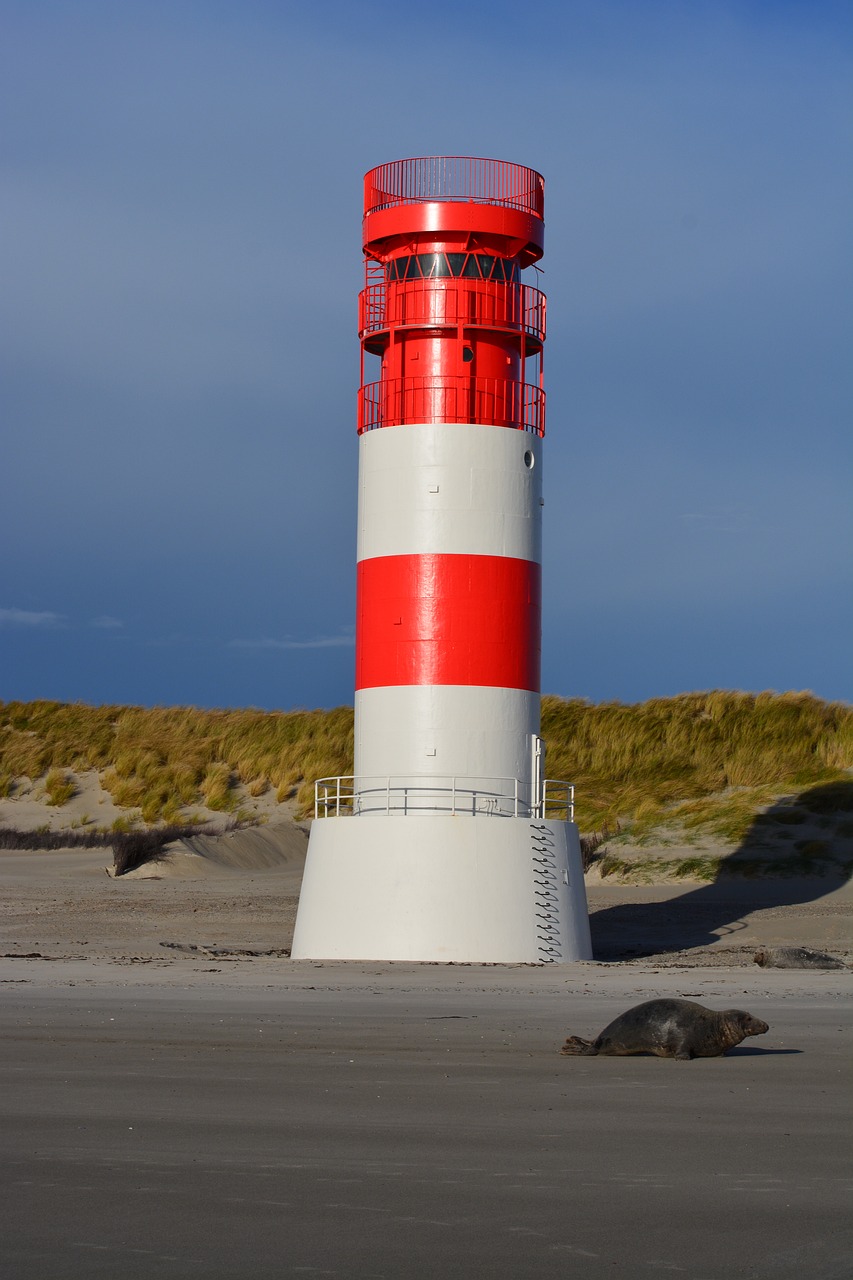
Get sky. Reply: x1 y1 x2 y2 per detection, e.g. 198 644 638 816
1 0 851 711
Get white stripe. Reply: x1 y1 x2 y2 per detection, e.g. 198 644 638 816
354 685 540 792
357 422 542 562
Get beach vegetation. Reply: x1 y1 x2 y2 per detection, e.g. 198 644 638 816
541 689 852 832
0 825 113 851
44 768 76 807
111 814 140 833
200 762 236 811
0 691 849 835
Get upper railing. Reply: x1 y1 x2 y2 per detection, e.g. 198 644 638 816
365 157 544 220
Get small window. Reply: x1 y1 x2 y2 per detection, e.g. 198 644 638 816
462 346 474 363
446 253 465 276
417 253 451 278
387 257 412 281
461 255 481 278
479 255 496 280
405 257 422 279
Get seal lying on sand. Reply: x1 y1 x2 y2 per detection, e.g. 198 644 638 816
753 946 848 971
560 998 769 1060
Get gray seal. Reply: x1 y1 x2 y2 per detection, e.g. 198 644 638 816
753 946 848 971
560 998 769 1060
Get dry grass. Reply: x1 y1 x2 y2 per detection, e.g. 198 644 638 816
1 691 849 830
44 768 76 807
596 852 725 883
542 689 852 831
0 700 353 823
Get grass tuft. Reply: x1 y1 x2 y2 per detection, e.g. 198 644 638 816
201 762 236 811
44 768 76 807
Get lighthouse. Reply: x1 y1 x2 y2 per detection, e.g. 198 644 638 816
291 156 592 963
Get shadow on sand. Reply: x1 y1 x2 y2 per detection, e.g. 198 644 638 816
588 781 853 961
727 1047 804 1057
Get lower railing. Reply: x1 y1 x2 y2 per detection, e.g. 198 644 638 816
314 775 574 821
358 377 544 435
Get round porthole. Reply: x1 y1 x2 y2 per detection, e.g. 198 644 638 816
462 346 474 363
523 449 535 469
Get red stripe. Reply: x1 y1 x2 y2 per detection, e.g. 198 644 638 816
356 553 540 691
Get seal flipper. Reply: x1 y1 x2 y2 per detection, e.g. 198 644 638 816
560 1036 598 1056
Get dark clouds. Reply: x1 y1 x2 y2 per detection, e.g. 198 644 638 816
1 0 850 708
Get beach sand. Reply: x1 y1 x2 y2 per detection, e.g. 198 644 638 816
3 816 850 1280
1 816 850 974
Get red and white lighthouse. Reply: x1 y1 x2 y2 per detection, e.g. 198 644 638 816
292 157 592 963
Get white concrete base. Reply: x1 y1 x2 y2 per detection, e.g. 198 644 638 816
291 816 592 963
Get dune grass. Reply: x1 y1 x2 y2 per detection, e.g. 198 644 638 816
0 691 849 830
0 700 354 823
43 767 76 807
541 689 852 832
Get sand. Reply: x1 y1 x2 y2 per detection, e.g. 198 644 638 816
3 779 851 1280
1 761 851 980
1 814 850 979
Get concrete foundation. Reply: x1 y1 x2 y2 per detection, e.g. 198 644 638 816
291 815 592 963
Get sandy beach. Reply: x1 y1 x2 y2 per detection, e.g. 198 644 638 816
2 814 851 972
1 822 851 1280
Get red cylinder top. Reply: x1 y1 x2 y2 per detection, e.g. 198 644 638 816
363 156 544 266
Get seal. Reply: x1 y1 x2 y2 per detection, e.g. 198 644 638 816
560 998 769 1060
753 946 848 971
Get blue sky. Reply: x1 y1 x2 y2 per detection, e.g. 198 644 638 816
1 0 850 710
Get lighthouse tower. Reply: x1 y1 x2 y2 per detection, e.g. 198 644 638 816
292 157 592 963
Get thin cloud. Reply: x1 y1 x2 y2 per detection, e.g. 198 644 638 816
0 607 64 628
90 615 124 629
229 633 355 651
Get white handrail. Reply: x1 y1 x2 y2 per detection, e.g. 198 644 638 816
313 774 575 821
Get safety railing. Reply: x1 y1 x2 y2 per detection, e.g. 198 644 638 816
358 280 546 345
358 377 545 435
542 780 575 822
365 157 544 220
314 775 574 821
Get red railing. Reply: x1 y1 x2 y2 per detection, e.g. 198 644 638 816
364 157 544 220
358 377 545 436
358 280 546 345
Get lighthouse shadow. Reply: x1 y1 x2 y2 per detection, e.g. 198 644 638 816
587 781 853 961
